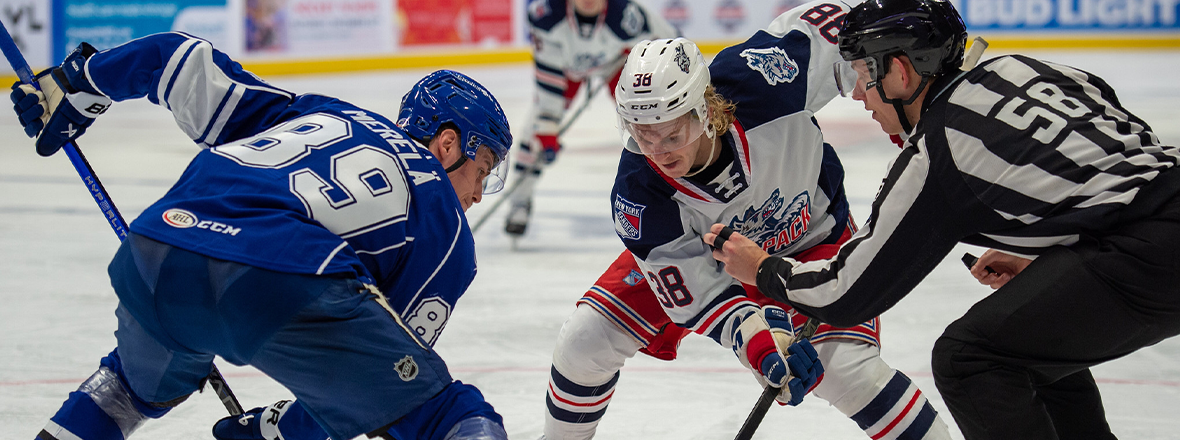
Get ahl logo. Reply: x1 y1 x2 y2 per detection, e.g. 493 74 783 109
713 0 746 33
740 46 799 86
395 355 419 381
162 209 197 228
728 190 811 254
613 194 645 240
161 208 243 236
662 0 690 28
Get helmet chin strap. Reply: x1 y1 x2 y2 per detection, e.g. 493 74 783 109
874 75 930 134
444 155 468 173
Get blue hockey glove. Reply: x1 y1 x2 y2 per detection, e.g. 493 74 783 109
731 305 824 406
10 42 111 157
211 400 327 440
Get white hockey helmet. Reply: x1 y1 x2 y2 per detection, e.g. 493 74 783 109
616 38 712 156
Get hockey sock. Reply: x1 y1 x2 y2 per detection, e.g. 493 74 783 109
850 371 945 440
544 366 620 439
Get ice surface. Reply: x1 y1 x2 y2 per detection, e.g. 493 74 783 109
2 49 1179 439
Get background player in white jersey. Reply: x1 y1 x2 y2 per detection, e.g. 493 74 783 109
504 0 677 237
540 4 954 439
11 33 513 440
709 0 1180 438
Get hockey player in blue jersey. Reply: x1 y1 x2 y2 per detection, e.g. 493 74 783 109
11 32 513 440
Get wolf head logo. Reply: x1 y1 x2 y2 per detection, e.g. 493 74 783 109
739 46 799 86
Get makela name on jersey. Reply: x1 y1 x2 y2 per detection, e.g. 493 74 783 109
162 209 242 236
614 195 646 240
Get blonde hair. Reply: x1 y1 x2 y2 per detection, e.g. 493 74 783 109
704 84 736 136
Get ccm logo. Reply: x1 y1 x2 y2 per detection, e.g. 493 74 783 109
162 208 242 236
630 103 658 110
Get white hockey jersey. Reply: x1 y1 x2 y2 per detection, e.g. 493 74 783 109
610 1 855 347
526 0 677 132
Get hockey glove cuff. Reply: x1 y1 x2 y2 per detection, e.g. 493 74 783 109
10 42 111 157
732 305 823 406
212 400 326 440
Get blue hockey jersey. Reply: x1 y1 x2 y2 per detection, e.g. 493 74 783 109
82 32 472 345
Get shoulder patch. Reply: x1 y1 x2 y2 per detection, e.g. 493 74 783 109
614 194 646 240
740 46 799 86
621 3 645 37
528 0 551 21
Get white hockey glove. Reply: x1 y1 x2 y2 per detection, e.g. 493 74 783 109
212 400 327 440
515 119 561 170
9 42 112 157
731 305 824 406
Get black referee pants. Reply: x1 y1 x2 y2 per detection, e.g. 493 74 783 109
931 189 1180 440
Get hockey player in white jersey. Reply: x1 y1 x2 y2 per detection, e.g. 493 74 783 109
709 0 1180 438
504 0 677 237
540 3 953 439
11 33 513 440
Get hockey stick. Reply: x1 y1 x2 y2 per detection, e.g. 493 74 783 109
0 24 244 416
734 318 821 440
469 78 606 233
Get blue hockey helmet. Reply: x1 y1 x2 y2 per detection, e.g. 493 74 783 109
398 70 513 192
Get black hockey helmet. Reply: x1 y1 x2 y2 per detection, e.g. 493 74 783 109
838 0 967 84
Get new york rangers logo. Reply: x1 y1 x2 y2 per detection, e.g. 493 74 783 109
740 47 799 86
614 195 646 240
728 190 812 254
623 269 645 286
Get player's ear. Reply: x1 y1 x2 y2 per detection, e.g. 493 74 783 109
893 56 916 90
429 128 462 168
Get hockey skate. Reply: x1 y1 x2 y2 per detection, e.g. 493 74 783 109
504 199 532 251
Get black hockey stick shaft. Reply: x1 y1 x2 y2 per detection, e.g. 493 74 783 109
734 318 821 440
0 23 244 417
470 79 605 233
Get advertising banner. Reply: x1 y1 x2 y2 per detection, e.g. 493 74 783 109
244 0 394 57
0 0 52 72
956 0 1180 31
397 0 513 47
646 0 811 40
639 0 1180 46
56 1 229 62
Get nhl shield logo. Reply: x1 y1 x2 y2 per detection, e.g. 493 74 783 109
740 47 799 86
614 195 645 240
395 355 419 382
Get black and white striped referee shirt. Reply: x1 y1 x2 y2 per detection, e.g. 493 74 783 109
757 54 1180 327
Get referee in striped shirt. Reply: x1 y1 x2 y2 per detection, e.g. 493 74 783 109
706 0 1180 438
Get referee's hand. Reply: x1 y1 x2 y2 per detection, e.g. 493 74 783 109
705 223 769 285
971 249 1032 289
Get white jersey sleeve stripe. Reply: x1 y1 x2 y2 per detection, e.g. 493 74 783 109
156 37 201 111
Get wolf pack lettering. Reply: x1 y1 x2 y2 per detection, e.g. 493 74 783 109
740 46 800 86
614 195 646 240
728 189 811 254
